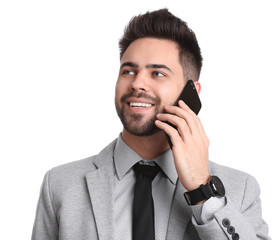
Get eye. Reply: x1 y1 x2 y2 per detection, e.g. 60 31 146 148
153 71 165 77
122 70 135 75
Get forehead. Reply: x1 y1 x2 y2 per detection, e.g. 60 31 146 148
121 37 181 67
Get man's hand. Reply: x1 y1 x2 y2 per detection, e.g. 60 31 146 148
155 100 210 191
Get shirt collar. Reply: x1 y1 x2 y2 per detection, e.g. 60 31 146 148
114 134 178 184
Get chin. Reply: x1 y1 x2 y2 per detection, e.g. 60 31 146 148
124 122 161 137
117 101 162 137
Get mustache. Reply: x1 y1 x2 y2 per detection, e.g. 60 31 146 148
120 91 161 105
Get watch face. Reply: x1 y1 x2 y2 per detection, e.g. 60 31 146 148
210 176 225 197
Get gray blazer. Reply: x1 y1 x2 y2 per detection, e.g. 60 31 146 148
32 139 270 240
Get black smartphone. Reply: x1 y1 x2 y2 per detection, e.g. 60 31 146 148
165 80 202 148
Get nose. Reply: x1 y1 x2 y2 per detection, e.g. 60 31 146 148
129 72 148 92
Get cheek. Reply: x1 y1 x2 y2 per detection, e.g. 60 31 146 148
115 79 126 101
158 83 184 106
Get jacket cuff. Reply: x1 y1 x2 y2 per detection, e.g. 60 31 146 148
191 196 226 225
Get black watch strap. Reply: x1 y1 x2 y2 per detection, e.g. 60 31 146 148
184 183 213 205
184 176 225 205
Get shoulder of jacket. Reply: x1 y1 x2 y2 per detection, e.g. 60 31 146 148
209 161 260 209
46 138 118 180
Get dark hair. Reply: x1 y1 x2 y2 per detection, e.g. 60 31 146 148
119 8 203 82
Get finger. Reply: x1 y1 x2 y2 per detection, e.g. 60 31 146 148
155 120 183 146
178 101 209 146
164 104 198 135
156 113 191 141
177 100 197 117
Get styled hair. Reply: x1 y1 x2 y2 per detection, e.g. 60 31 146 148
119 8 203 82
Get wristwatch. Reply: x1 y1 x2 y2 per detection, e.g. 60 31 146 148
184 176 225 205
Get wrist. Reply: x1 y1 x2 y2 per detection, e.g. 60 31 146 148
184 176 225 205
195 200 206 205
185 175 211 192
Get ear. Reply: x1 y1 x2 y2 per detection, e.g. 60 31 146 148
194 81 201 95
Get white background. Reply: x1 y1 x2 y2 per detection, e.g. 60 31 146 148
0 0 273 238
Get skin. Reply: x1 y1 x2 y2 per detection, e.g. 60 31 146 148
115 37 210 193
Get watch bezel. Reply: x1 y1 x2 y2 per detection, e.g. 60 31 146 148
210 176 225 197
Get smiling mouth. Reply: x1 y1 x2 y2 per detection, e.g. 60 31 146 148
129 102 153 108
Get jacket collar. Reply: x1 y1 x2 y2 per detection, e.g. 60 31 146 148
114 134 178 184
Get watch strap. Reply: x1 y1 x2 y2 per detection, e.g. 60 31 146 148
184 186 204 205
184 176 225 205
184 182 214 205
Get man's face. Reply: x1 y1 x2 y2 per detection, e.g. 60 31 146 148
115 37 185 136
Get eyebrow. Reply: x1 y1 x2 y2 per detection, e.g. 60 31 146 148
146 64 173 73
120 62 139 69
120 62 173 73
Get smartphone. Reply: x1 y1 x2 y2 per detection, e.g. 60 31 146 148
164 80 202 148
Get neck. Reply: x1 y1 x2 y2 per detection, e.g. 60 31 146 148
121 129 170 160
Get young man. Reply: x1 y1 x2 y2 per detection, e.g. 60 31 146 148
32 9 271 240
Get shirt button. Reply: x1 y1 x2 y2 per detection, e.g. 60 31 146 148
232 233 240 240
227 226 235 235
222 218 230 228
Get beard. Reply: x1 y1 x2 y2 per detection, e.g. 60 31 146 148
115 91 161 137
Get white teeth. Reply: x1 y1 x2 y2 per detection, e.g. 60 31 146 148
130 102 152 107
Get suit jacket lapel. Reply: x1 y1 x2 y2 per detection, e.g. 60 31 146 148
85 140 117 240
166 180 193 239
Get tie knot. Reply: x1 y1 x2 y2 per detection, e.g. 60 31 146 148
134 162 160 180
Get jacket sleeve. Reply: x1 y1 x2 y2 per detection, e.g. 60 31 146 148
192 174 271 240
31 171 59 240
